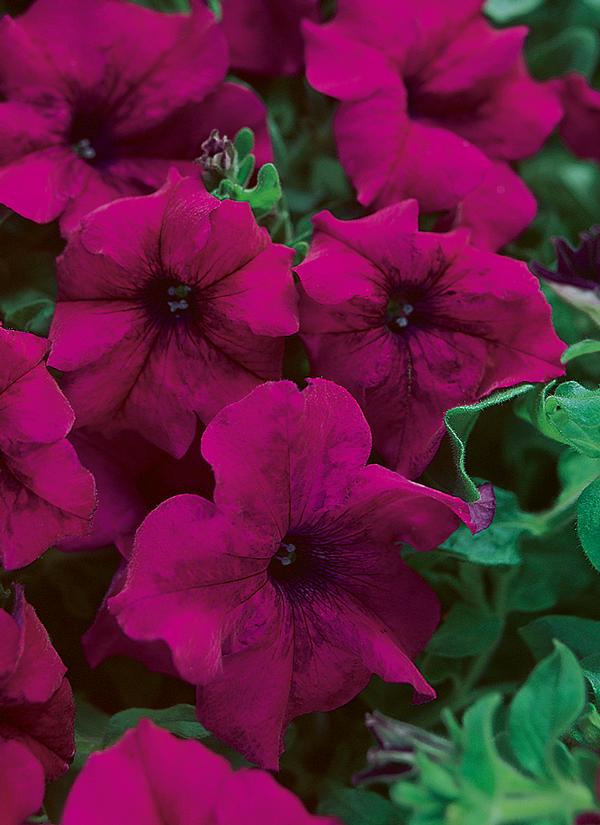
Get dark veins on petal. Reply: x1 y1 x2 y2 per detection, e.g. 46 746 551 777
531 228 600 291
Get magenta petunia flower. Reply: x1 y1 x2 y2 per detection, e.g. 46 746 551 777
0 586 75 780
221 0 320 75
553 73 600 163
49 173 298 458
61 719 339 825
0 0 270 234
0 328 96 570
303 0 561 249
0 738 45 825
62 425 214 556
296 203 566 478
103 380 485 768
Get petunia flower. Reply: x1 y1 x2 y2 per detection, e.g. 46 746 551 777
0 0 270 234
0 739 45 825
61 719 340 825
221 0 320 76
62 425 214 556
303 0 561 249
49 173 299 458
0 327 96 570
104 379 486 768
296 203 566 478
553 73 600 163
531 227 600 326
0 585 75 780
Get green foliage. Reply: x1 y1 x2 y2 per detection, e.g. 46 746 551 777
428 384 534 502
383 647 597 825
578 476 600 570
508 643 586 778
103 704 209 748
485 0 545 22
318 787 398 825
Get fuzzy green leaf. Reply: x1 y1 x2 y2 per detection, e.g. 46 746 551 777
577 476 600 570
508 643 586 778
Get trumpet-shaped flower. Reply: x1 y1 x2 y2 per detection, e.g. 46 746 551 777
49 173 298 457
105 380 486 768
296 203 565 477
0 0 270 233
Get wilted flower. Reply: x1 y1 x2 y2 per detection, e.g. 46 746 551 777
49 172 298 457
0 585 75 780
355 709 455 785
531 228 600 326
296 202 566 477
61 719 340 825
304 0 561 249
0 0 270 233
221 0 320 75
0 327 95 570
103 380 485 768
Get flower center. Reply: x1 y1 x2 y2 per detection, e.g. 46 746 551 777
68 99 114 164
141 277 195 326
268 534 325 597
72 138 97 160
385 297 414 334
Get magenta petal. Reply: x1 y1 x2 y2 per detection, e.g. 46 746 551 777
335 91 490 211
0 588 75 781
19 0 228 135
0 363 73 447
202 380 372 537
0 739 45 825
196 587 294 769
209 243 298 336
222 0 320 76
0 329 95 570
444 160 537 251
61 720 337 825
303 19 400 99
0 147 87 224
455 68 562 160
110 495 267 684
555 73 600 162
60 720 229 825
2 588 66 705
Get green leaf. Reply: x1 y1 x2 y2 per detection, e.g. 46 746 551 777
440 487 533 566
547 382 600 457
130 0 189 9
561 339 600 364
508 643 586 778
233 127 254 160
577 476 600 571
461 694 537 796
427 603 504 658
103 705 209 748
74 699 110 768
528 27 600 80
521 615 600 660
485 0 545 22
318 787 398 825
441 384 535 502
0 289 54 335
244 163 282 212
